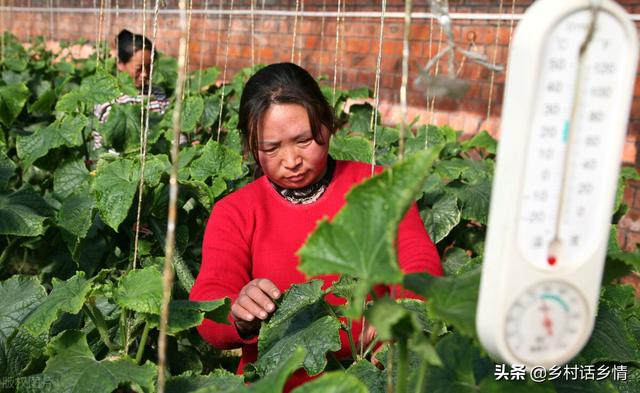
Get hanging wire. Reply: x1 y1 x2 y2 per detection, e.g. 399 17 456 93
331 0 342 105
290 0 300 62
48 0 54 42
369 0 387 175
104 0 113 68
316 0 326 77
297 0 304 66
0 0 5 63
250 0 255 68
399 0 412 161
184 0 194 94
217 0 234 141
485 0 505 124
508 0 516 44
338 0 346 91
214 0 223 65
157 0 189 390
428 26 443 124
257 0 265 65
96 0 106 66
198 0 210 89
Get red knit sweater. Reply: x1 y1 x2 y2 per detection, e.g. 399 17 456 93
190 160 442 389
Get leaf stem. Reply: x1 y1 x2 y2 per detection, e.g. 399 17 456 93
323 302 358 362
396 338 408 393
83 303 115 351
136 321 151 364
0 237 17 269
414 357 429 393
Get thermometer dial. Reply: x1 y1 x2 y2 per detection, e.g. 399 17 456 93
505 281 589 367
476 0 638 369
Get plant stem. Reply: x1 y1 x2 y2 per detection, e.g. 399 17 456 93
0 237 17 268
396 338 408 393
414 357 428 393
136 321 151 364
323 302 358 362
362 336 380 359
83 303 115 351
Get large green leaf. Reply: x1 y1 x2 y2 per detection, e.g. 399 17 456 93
16 330 156 393
181 95 205 133
188 67 220 94
0 151 16 189
348 103 375 134
97 103 142 152
56 71 120 112
255 283 341 377
365 298 421 341
93 156 167 231
0 185 53 236
93 158 138 231
578 285 640 366
268 280 324 326
346 360 385 393
58 192 95 239
298 150 437 316
188 140 244 181
22 272 93 336
329 135 372 163
147 298 231 335
16 114 88 167
53 159 92 199
113 267 163 314
0 83 29 127
225 348 305 393
166 369 243 393
0 276 46 378
291 372 368 393
445 178 492 224
422 194 461 244
403 267 481 337
461 130 497 155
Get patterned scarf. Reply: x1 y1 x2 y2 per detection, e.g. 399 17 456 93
270 157 336 205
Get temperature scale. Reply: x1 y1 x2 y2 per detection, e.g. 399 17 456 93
476 0 638 369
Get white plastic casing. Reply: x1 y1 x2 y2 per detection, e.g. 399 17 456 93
476 0 638 369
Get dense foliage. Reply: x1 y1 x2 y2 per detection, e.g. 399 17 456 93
1 32 639 392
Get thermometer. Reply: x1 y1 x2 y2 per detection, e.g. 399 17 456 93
476 0 638 369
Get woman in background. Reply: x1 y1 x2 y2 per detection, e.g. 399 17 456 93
92 29 169 151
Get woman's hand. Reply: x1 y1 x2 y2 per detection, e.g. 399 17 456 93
231 278 281 337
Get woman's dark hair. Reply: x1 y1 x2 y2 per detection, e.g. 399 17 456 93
116 29 154 64
238 62 336 164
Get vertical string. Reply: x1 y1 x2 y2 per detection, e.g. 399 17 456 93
198 0 210 88
369 0 387 175
428 26 443 125
508 0 517 45
184 0 194 94
290 0 300 63
157 0 188 387
217 0 234 141
331 0 341 105
297 0 304 66
485 0 505 124
250 0 255 68
257 0 265 65
49 0 54 42
338 0 346 91
214 0 223 65
0 0 5 63
399 0 412 161
316 0 326 77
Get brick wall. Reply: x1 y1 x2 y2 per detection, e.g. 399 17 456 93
2 0 640 251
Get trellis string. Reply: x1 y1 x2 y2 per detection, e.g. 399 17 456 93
157 0 189 389
217 0 234 142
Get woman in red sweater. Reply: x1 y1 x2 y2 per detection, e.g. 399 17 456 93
190 62 442 389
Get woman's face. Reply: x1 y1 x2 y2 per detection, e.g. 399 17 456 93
118 48 152 89
257 103 331 189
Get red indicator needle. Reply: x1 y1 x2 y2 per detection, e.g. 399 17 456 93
547 256 557 266
541 302 554 336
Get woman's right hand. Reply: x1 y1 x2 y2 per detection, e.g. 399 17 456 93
231 278 281 337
